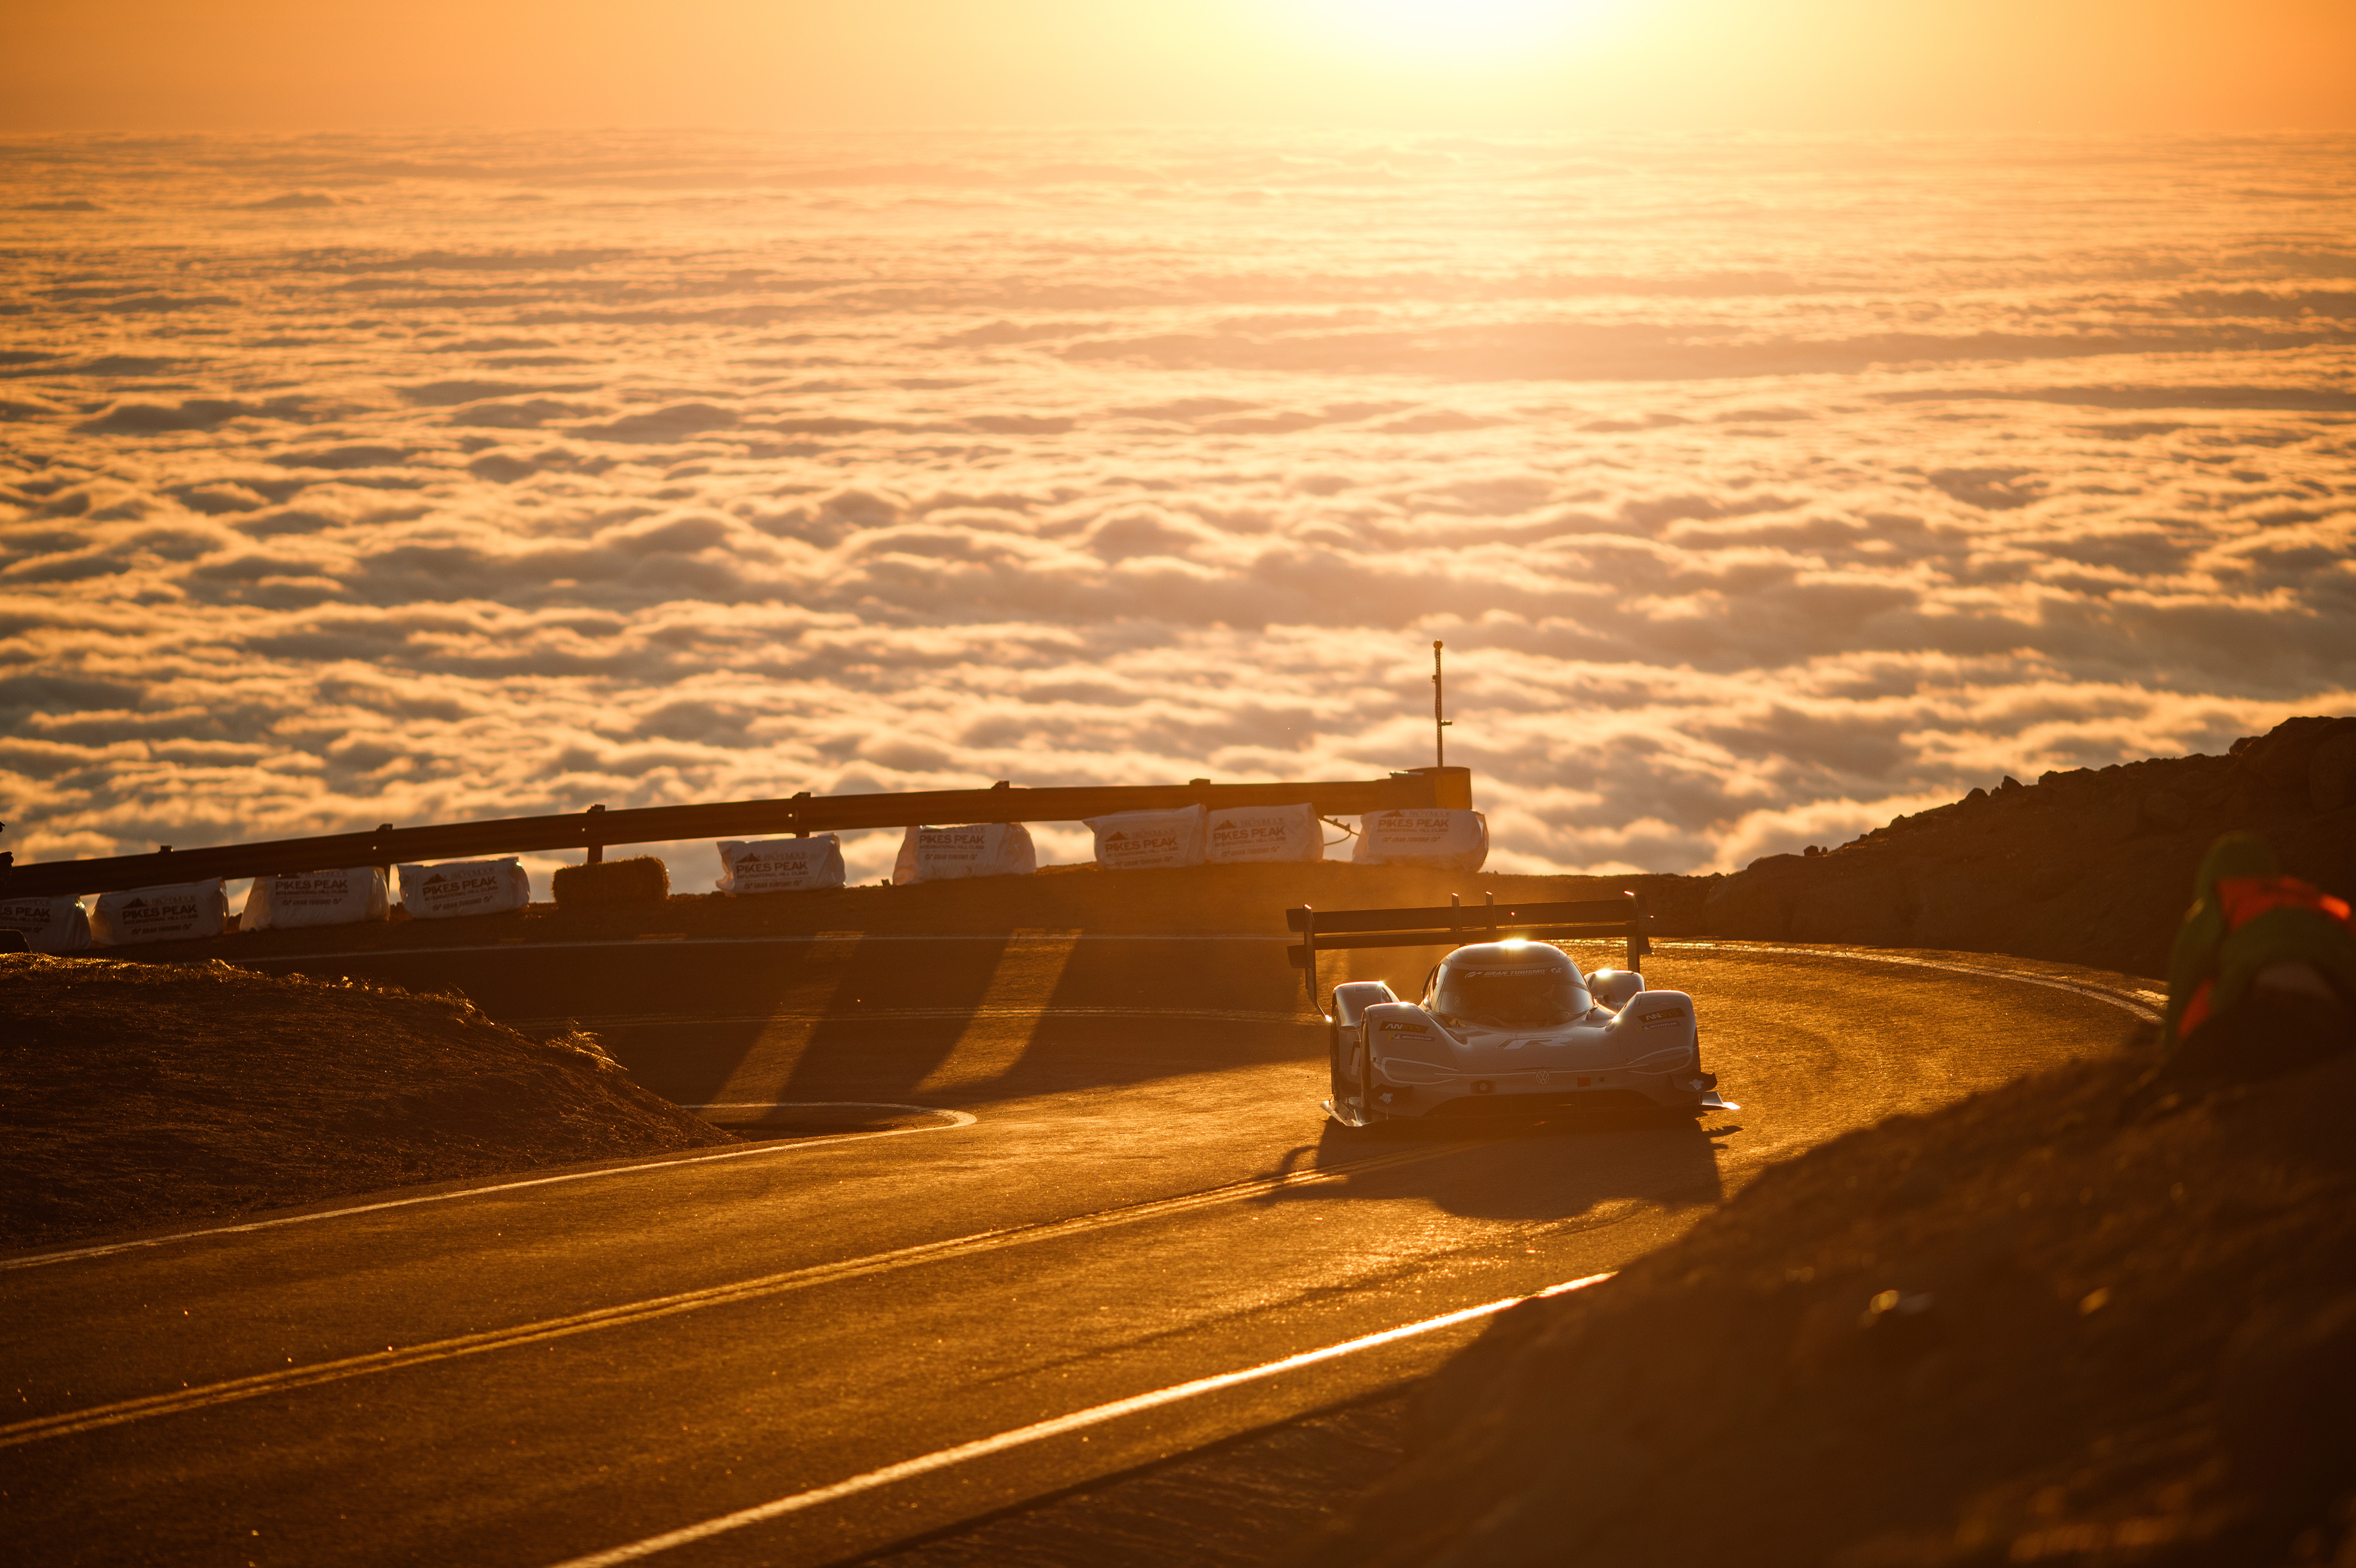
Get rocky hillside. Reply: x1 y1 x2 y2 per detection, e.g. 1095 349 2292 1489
1298 992 2356 1568
0 955 730 1250
1686 715 2356 977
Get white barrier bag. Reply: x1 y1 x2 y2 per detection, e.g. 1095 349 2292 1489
397 858 530 919
891 822 1037 884
1351 809 1490 873
1085 806 1205 871
0 896 91 953
1204 802 1323 865
717 835 847 894
91 879 229 946
243 866 390 931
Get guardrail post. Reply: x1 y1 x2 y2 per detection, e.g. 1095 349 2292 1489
585 804 606 865
791 790 810 837
1624 889 1652 974
1300 906 1320 1015
1396 765 1472 809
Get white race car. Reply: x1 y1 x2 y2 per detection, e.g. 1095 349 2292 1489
1288 897 1736 1126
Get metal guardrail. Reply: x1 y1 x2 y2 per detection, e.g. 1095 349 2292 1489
2 767 1474 898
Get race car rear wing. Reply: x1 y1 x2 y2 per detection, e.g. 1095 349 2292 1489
1285 891 1654 1009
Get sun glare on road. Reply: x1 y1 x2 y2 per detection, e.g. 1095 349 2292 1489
1296 0 1618 59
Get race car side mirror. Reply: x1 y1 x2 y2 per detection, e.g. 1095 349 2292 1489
1589 969 1646 1012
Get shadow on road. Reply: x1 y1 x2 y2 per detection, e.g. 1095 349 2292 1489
1239 1113 1728 1222
591 936 1317 1107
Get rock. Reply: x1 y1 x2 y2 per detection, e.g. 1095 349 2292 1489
1787 864 1912 944
2166 986 2355 1089
2240 716 2341 795
1703 868 1796 940
2141 788 2193 832
1690 718 2350 975
2310 724 2356 813
1856 1288 1944 1364
2221 1290 2356 1516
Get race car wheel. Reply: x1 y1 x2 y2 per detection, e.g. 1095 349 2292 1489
1329 1021 1372 1120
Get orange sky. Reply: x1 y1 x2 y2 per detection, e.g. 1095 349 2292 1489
3 0 2352 132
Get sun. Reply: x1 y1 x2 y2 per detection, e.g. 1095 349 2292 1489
1294 0 1613 61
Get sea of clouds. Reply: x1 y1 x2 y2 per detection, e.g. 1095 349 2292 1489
2 129 2352 892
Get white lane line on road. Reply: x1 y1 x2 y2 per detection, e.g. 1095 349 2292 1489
542 1271 1616 1568
1702 945 2165 1022
1551 939 2164 1022
1546 939 2165 1022
0 1112 980 1275
0 1144 1459 1449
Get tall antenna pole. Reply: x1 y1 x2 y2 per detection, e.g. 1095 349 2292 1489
1432 640 1451 768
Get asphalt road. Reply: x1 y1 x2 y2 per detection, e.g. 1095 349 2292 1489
0 937 2161 1567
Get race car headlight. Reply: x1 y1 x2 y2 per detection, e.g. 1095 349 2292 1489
1627 1045 1696 1073
1377 1057 1456 1085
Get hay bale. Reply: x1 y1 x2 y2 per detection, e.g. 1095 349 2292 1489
551 856 670 908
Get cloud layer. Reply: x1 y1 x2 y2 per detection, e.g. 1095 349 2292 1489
3 129 2352 889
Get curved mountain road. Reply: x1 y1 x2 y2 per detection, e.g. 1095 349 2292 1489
0 939 2159 1567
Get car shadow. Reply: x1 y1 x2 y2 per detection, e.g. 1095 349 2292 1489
1234 1110 1730 1223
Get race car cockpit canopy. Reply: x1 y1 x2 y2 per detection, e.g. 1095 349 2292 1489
1428 941 1591 1029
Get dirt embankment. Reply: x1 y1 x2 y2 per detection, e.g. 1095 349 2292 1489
1691 716 2356 977
0 955 731 1252
1298 1002 2356 1568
